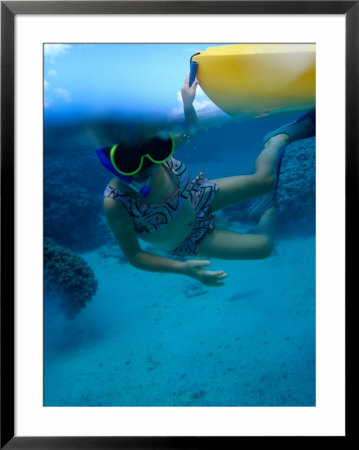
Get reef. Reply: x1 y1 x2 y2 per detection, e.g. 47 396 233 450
275 138 316 232
44 154 112 253
44 237 98 319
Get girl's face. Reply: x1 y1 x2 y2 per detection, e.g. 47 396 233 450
132 163 161 182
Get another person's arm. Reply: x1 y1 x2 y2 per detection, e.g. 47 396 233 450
104 197 227 286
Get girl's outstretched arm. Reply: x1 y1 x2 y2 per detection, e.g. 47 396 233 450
104 197 227 286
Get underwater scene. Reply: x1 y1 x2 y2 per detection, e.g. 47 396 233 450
44 44 315 407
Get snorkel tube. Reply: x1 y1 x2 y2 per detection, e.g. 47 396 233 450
95 148 151 198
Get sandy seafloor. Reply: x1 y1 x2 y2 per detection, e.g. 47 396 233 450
44 233 315 407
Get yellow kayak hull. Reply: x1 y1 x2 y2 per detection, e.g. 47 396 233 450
192 44 316 118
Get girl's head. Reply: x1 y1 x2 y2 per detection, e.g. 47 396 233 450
108 133 175 178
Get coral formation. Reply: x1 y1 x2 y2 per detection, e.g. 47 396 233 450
44 155 111 253
44 237 98 319
275 138 315 232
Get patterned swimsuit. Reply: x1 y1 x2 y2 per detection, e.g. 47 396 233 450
104 157 218 257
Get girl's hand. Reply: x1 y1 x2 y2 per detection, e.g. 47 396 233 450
183 260 227 286
181 72 199 107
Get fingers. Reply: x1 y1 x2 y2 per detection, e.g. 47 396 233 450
197 259 211 267
205 274 227 287
187 259 210 269
183 72 199 88
186 259 228 286
191 261 228 278
211 270 228 280
194 261 227 275
203 270 228 287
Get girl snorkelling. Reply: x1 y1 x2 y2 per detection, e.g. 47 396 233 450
99 73 315 286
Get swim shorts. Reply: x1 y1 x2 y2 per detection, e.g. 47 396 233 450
170 172 218 257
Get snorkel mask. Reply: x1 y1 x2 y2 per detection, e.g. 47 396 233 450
96 133 175 198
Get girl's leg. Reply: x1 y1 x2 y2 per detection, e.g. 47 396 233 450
209 134 289 212
199 207 277 260
199 109 315 260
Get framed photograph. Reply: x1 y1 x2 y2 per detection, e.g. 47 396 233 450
1 1 355 447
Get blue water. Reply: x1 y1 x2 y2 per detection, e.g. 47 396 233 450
44 111 315 407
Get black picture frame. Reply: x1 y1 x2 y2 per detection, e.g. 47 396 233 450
1 1 356 448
